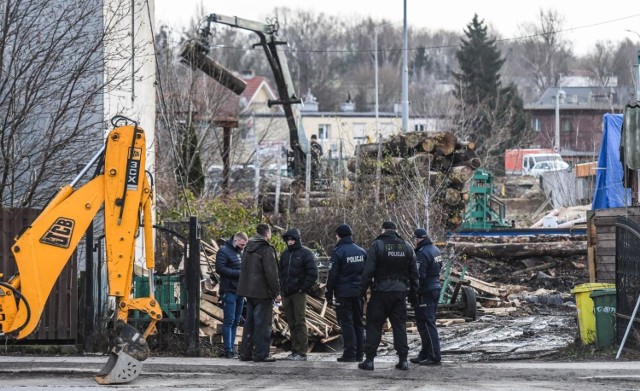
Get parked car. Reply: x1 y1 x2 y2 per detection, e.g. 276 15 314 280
530 160 570 177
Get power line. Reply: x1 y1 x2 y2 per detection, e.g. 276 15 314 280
161 12 640 55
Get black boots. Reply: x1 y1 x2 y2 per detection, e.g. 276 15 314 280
395 354 409 370
409 355 425 364
358 356 374 370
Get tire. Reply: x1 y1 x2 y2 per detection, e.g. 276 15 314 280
461 286 477 320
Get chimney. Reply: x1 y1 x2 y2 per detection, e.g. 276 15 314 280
301 89 319 112
240 70 255 79
340 92 355 112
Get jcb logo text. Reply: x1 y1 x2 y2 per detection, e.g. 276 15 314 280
40 217 75 248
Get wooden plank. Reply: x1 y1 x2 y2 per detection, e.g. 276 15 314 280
595 232 615 242
319 299 327 318
595 225 616 234
587 246 596 282
596 247 616 256
591 207 640 218
200 299 225 321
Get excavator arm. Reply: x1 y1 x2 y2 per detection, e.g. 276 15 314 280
182 13 308 178
0 116 160 385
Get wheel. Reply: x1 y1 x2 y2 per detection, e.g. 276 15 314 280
461 286 477 320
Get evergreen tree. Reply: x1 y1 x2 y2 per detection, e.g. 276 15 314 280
453 14 531 170
410 46 433 81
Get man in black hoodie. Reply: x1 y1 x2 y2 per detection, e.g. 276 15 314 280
325 224 367 363
358 221 419 371
279 228 318 361
237 224 280 362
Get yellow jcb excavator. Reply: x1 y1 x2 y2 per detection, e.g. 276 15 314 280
0 115 160 384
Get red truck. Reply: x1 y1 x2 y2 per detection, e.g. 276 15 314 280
505 148 567 176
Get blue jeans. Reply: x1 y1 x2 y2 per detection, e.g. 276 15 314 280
222 291 245 353
239 297 273 361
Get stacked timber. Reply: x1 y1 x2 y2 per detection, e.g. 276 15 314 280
258 175 303 213
350 131 478 230
198 242 343 349
447 234 587 259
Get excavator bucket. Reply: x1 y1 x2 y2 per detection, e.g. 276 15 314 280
94 321 149 385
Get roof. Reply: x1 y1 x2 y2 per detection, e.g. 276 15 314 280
217 76 278 119
240 76 276 104
525 86 635 110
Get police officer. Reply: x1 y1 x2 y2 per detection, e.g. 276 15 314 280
325 224 367 362
410 228 442 366
358 221 419 371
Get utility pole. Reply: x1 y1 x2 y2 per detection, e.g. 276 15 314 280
401 0 409 133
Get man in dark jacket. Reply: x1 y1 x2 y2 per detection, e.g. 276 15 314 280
358 221 419 371
325 224 367 363
215 231 248 358
279 228 318 361
237 224 280 362
410 228 442 366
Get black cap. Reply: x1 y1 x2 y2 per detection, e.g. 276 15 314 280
382 221 397 230
335 224 353 238
414 228 428 239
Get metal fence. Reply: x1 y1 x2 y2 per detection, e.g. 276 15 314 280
615 216 640 353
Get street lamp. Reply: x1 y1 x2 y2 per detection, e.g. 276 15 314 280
624 30 640 102
374 23 391 205
401 0 409 133
554 88 566 153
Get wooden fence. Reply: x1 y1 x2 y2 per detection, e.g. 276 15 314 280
587 207 640 283
0 207 78 342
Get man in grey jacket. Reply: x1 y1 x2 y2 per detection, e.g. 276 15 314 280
237 224 281 362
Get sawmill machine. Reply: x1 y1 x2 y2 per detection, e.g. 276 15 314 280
461 169 512 230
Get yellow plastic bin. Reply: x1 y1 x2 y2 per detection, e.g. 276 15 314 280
571 283 615 344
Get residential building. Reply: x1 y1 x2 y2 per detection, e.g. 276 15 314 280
525 85 635 164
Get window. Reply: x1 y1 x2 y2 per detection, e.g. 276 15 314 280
562 119 571 133
531 118 540 132
353 123 367 139
414 124 426 131
318 124 330 139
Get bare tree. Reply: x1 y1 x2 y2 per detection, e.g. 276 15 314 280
0 0 141 207
516 9 573 94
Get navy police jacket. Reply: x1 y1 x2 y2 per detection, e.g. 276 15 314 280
415 238 442 294
325 236 367 298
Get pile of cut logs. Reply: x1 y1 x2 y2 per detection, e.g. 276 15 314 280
349 131 479 230
447 234 587 259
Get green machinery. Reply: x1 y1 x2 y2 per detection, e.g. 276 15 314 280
461 169 511 230
131 275 185 324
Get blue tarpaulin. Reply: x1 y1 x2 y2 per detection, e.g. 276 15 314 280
592 113 629 209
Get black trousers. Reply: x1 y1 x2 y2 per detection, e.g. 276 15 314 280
415 288 441 361
335 296 364 358
239 297 273 360
364 291 408 357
